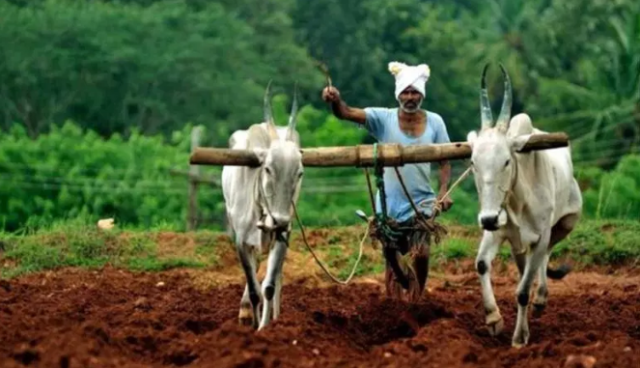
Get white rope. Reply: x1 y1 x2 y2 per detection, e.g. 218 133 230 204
432 166 473 215
292 200 369 285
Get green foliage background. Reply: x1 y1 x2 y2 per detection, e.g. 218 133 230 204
0 0 638 231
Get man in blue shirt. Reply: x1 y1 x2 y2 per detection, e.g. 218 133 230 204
321 61 452 300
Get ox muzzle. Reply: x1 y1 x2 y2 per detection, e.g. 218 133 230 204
478 209 508 232
257 213 291 232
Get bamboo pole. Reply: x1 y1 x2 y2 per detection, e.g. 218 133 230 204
189 132 569 167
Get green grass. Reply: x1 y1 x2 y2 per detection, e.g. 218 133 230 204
320 219 640 277
436 220 640 267
1 218 639 279
433 238 475 261
321 241 380 280
126 257 206 272
551 220 640 265
0 217 221 279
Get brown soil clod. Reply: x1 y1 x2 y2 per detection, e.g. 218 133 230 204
0 266 639 367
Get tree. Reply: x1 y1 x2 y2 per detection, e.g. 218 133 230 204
0 0 321 145
533 2 640 168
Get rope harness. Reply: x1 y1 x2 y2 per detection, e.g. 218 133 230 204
364 143 451 290
291 143 473 287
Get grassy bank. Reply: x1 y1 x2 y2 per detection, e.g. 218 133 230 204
0 218 638 280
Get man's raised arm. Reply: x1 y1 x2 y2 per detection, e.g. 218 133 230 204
321 86 367 125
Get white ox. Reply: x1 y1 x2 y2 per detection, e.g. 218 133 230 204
222 82 303 330
466 64 583 348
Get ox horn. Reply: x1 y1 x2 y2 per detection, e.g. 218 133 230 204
263 80 279 140
479 63 494 130
495 63 512 132
286 82 299 141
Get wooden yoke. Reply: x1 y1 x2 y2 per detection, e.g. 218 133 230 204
189 132 569 167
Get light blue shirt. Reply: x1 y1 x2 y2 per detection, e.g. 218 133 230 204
363 107 450 222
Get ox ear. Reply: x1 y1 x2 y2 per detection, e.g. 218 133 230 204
467 131 478 148
509 134 532 152
253 148 268 164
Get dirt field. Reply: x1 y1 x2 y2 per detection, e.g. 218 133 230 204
1 261 639 368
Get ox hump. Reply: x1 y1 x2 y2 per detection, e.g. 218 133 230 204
228 130 248 149
245 123 273 150
507 113 534 138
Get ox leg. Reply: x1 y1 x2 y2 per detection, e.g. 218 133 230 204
239 285 252 325
533 253 550 315
273 270 283 319
512 230 551 348
533 213 579 314
237 244 262 329
512 252 526 277
549 213 579 250
258 234 288 330
475 231 505 336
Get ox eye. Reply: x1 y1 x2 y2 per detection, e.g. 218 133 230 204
265 167 272 175
505 159 510 167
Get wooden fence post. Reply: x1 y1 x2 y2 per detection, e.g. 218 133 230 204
188 127 203 231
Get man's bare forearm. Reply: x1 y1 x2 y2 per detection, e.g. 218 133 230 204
330 99 349 118
330 100 366 124
322 86 366 124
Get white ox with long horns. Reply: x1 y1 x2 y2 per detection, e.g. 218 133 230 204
466 64 583 348
222 82 303 330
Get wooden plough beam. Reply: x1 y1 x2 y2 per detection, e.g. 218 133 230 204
189 132 569 167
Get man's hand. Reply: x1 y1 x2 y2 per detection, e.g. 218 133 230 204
320 86 366 124
437 190 453 212
322 86 341 103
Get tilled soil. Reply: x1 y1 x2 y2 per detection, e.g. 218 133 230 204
0 266 638 368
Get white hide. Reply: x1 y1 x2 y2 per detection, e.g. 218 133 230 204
222 121 303 331
467 113 583 348
222 123 300 249
222 128 262 248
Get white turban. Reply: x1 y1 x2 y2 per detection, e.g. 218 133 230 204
388 61 431 100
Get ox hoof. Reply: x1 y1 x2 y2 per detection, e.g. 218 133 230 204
511 341 525 349
238 307 254 327
239 316 254 327
485 312 504 336
512 331 530 348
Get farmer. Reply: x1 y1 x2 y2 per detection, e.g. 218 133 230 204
321 61 453 300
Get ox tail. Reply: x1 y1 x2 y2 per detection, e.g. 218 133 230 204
546 263 572 280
